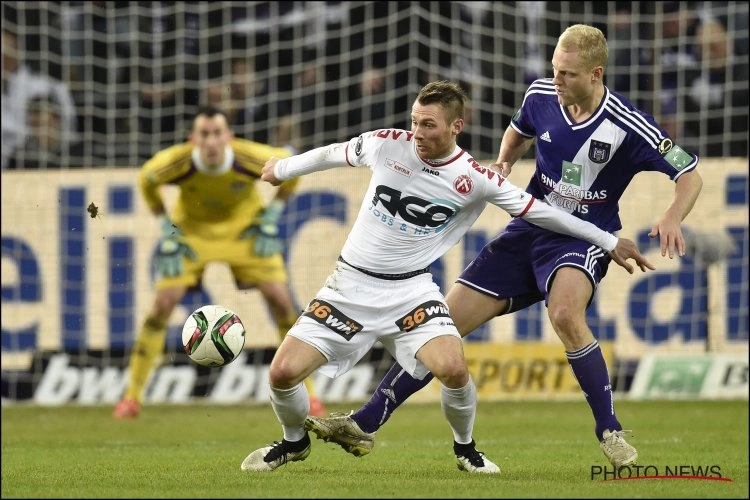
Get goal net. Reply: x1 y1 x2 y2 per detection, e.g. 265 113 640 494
2 2 747 405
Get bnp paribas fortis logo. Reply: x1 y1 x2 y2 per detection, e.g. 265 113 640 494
561 161 582 186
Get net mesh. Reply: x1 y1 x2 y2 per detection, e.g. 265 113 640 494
3 1 748 170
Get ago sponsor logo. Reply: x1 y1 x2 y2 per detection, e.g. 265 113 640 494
591 464 732 482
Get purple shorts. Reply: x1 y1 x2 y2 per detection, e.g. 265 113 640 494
456 218 612 313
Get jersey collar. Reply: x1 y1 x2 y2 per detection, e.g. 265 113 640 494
192 146 234 175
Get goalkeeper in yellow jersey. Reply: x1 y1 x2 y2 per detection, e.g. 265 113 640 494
113 106 327 419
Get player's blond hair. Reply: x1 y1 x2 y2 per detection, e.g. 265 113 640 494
558 24 608 71
416 81 467 124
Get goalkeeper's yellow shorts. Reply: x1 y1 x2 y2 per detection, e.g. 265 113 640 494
155 233 288 290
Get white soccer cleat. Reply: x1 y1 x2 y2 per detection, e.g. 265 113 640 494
240 435 311 472
305 411 375 457
454 440 501 474
600 429 638 467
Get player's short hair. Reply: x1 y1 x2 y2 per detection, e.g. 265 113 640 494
558 24 608 71
193 105 231 126
415 81 467 124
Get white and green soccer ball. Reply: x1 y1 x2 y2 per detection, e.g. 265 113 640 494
181 305 246 367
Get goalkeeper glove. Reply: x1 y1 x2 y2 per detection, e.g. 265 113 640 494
241 199 285 257
157 215 197 278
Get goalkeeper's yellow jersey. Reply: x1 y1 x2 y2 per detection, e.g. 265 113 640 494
138 138 300 240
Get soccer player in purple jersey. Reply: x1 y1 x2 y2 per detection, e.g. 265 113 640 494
305 24 703 468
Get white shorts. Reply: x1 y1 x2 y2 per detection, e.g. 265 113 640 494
288 260 460 380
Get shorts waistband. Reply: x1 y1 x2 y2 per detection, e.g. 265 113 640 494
337 255 430 281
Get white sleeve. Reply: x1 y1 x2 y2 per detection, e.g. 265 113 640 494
274 142 349 180
521 199 619 252
487 175 618 252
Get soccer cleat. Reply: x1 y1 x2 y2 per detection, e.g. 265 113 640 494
304 411 375 457
240 434 311 472
308 396 327 417
454 440 501 474
600 429 638 467
112 398 141 419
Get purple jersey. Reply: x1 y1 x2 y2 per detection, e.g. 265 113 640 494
459 80 699 306
512 79 698 232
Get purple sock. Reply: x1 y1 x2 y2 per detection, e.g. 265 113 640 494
566 341 621 441
352 362 434 433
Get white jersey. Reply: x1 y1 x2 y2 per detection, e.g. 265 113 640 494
274 128 618 274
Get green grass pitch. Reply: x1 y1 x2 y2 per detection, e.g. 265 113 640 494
2 400 747 498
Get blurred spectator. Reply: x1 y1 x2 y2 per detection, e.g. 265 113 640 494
135 1 201 155
683 18 749 157
64 1 134 149
346 67 388 131
2 29 78 169
229 57 274 143
606 2 653 110
520 0 547 84
654 2 700 140
7 96 83 169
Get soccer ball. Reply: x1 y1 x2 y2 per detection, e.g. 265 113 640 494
181 305 246 367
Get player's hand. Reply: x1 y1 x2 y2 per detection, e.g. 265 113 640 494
648 214 686 259
262 158 283 186
488 161 512 177
157 217 197 278
609 238 655 274
241 199 285 257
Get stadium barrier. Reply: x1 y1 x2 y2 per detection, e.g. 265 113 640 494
1 158 747 404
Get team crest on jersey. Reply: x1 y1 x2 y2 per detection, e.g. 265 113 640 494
588 140 611 164
453 174 473 195
355 135 364 156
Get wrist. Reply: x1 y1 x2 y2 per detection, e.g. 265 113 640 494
158 214 175 238
264 199 285 221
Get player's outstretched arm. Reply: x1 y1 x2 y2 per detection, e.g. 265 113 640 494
609 238 655 274
262 142 350 187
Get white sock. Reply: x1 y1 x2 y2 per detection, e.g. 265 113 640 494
441 377 477 444
270 382 309 442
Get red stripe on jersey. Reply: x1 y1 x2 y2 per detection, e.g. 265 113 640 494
516 197 535 217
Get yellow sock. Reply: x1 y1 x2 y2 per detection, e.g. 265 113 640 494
124 316 168 402
303 376 318 399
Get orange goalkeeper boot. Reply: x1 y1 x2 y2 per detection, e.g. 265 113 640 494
308 396 327 417
113 398 141 419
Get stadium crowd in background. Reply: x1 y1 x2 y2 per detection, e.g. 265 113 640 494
112 106 327 420
1 28 79 169
1 2 746 170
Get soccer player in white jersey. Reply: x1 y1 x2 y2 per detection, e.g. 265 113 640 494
240 80 653 473
305 25 703 469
